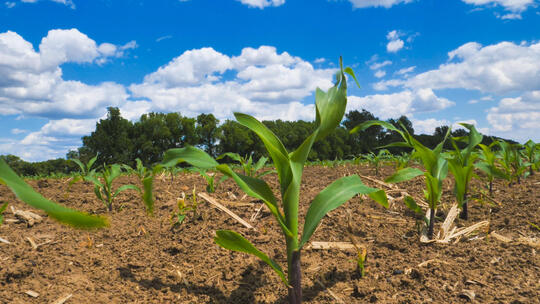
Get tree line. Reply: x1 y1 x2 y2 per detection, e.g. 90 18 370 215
2 107 513 176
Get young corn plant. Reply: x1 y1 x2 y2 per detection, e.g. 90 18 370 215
392 152 411 170
86 164 139 212
475 142 507 195
122 158 159 215
446 123 483 220
352 121 450 239
162 59 388 304
69 155 98 186
191 167 228 193
218 152 274 178
0 158 107 228
497 141 529 186
523 140 539 176
363 149 391 176
171 187 200 226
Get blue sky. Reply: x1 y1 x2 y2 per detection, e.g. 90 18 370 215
1 0 540 161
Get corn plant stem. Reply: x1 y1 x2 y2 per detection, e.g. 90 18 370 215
287 249 302 304
427 209 435 239
459 192 468 220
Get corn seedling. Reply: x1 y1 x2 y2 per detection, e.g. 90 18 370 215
162 59 388 304
171 187 200 226
190 167 228 193
86 164 139 212
446 123 483 220
68 154 98 188
122 158 159 215
0 158 107 228
363 149 390 176
523 140 539 176
347 212 367 278
497 141 529 185
0 202 7 225
475 142 507 195
352 120 450 239
392 152 411 170
218 152 274 178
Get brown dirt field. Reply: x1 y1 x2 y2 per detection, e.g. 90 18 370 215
0 164 539 304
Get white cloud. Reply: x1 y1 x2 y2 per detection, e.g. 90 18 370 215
348 0 414 9
10 128 27 135
369 60 392 70
486 91 540 141
314 58 326 63
398 41 540 94
347 88 455 120
0 29 131 120
395 66 416 75
6 2 16 8
19 0 75 9
411 118 450 135
156 35 172 42
237 0 285 9
462 0 535 16
130 46 335 121
386 30 405 53
374 70 386 78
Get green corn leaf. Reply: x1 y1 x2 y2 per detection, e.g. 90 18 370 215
113 184 139 199
217 152 243 163
350 120 402 136
0 202 7 225
214 230 288 286
141 176 154 215
216 165 291 236
162 145 219 169
404 196 423 215
0 159 108 229
385 167 424 184
71 158 85 173
299 175 388 248
87 155 98 172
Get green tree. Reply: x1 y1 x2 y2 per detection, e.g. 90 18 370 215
82 107 133 166
196 113 219 157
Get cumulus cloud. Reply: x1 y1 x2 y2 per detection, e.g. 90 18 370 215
17 0 75 9
346 88 455 120
348 0 414 9
386 30 405 53
462 0 535 18
130 45 334 120
391 41 540 94
486 91 540 140
237 0 285 9
395 66 416 75
0 29 134 120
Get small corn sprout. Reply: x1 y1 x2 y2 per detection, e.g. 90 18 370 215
191 168 228 193
86 164 139 212
123 159 160 215
218 152 274 178
68 154 98 189
362 149 391 176
476 142 507 195
171 187 199 226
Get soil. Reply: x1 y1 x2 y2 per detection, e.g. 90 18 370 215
0 164 539 304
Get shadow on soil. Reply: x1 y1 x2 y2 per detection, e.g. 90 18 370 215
118 263 352 303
